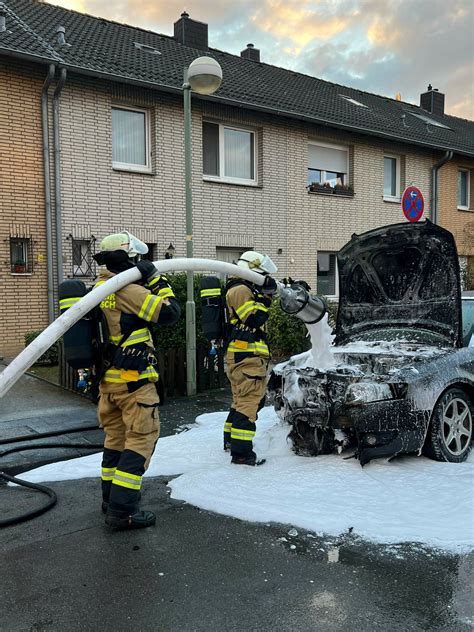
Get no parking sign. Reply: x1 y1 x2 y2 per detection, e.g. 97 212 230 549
402 186 424 222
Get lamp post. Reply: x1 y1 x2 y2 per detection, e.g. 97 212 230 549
183 56 222 396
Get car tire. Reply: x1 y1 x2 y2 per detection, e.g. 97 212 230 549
423 388 473 463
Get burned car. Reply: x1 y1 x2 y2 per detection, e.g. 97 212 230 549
269 221 473 465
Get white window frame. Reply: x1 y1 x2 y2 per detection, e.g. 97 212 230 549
203 122 257 186
112 105 152 174
317 251 339 298
308 140 349 187
457 168 470 210
383 154 401 202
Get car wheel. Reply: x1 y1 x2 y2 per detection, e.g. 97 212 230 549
424 388 473 463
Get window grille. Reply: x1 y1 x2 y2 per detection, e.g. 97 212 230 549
70 237 96 277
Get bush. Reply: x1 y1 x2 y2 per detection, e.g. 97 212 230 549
24 330 59 365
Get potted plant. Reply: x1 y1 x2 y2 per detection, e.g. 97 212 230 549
13 260 26 273
308 182 334 194
333 183 354 197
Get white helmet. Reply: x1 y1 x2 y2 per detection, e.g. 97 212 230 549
237 251 278 275
99 231 148 257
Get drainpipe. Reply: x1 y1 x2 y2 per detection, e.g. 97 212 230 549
431 150 453 224
53 68 67 285
41 64 56 323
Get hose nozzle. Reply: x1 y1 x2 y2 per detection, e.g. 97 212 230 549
279 283 326 324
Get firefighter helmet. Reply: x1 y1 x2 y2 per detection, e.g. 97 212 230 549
237 251 278 275
99 231 148 257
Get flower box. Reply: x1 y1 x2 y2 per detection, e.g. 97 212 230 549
308 183 334 194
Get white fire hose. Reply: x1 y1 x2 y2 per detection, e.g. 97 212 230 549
0 259 265 399
0 258 325 399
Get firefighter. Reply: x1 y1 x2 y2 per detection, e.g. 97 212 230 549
224 251 278 465
92 232 180 530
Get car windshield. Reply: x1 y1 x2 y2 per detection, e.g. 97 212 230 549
462 299 474 347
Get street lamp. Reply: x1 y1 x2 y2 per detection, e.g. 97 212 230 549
183 56 222 396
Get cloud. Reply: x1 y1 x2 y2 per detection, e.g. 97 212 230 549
45 0 474 119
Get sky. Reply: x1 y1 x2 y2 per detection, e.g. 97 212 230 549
46 0 474 119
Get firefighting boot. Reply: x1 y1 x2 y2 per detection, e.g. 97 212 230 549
223 408 236 451
231 451 266 466
105 449 150 526
105 508 156 530
101 448 122 514
102 492 141 514
230 412 265 465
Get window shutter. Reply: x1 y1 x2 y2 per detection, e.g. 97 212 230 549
309 145 347 172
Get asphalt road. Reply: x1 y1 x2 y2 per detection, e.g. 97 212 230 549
1 373 473 631
1 476 473 632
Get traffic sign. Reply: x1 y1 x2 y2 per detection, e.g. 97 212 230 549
402 186 424 222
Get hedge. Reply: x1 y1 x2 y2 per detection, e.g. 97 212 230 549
24 330 59 365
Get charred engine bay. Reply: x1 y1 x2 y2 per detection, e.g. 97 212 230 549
271 342 445 458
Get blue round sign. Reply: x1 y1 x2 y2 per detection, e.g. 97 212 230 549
402 186 424 222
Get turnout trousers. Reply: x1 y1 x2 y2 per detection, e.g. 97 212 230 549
97 381 160 514
225 355 268 458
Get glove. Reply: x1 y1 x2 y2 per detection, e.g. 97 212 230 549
293 279 311 291
136 259 157 281
261 275 278 295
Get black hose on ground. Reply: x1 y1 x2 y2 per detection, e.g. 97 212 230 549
0 428 104 528
0 424 101 446
0 472 58 527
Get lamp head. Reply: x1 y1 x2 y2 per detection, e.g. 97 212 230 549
188 56 222 95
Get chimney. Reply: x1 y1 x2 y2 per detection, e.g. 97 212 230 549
420 84 445 116
56 26 66 45
240 43 260 62
173 12 208 50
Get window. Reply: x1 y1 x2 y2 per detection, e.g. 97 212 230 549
215 247 247 279
216 247 246 265
407 111 451 129
458 169 470 209
112 106 151 172
308 142 348 187
203 122 256 185
142 243 156 261
339 95 368 108
72 239 94 277
317 252 338 297
10 237 32 274
383 155 400 200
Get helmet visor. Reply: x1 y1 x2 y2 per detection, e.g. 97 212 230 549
124 231 148 256
260 255 278 275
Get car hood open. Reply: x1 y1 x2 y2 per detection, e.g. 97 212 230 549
335 221 462 347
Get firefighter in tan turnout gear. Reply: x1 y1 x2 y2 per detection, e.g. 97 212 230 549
224 251 278 466
92 232 180 530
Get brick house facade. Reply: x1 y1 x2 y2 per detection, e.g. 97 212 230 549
0 58 49 357
438 158 474 288
58 75 434 292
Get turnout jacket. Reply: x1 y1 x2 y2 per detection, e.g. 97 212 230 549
95 270 177 384
225 280 273 361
